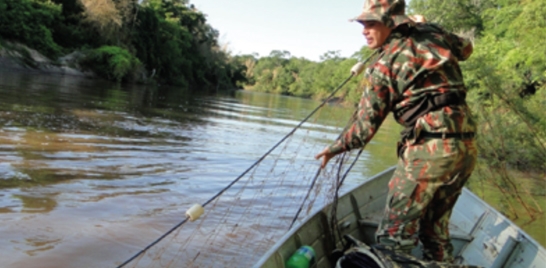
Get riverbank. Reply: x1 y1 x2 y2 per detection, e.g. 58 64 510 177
0 41 94 78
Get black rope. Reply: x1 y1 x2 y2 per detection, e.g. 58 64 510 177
331 148 363 248
286 72 364 231
202 73 355 208
288 168 322 230
116 217 190 268
118 51 381 267
327 152 350 246
117 69 360 268
286 51 379 231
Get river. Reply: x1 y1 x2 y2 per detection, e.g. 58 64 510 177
0 69 401 267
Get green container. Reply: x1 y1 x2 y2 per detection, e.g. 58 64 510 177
286 245 315 268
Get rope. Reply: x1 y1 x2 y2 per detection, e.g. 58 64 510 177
288 107 358 231
331 149 363 248
118 51 380 267
116 218 190 268
202 74 355 208
288 168 322 230
286 51 379 231
117 70 357 268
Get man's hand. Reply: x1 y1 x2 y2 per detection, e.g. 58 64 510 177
315 147 336 169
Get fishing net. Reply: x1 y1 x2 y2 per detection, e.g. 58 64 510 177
117 86 365 268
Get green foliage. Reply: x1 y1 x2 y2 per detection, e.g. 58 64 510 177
0 0 63 57
242 49 369 100
80 46 141 82
131 1 243 88
49 0 102 50
0 0 245 89
462 0 546 173
132 7 192 86
408 0 496 34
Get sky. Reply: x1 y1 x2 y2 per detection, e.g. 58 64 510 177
192 0 367 61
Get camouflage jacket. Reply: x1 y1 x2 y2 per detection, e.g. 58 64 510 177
328 23 477 155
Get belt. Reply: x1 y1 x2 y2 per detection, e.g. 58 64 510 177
421 131 475 140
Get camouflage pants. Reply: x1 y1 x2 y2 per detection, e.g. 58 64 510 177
376 136 477 262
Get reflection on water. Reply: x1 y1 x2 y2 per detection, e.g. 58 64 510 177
24 236 62 256
15 194 58 213
0 69 401 267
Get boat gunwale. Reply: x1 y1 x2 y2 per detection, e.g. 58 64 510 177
253 166 396 267
254 165 546 267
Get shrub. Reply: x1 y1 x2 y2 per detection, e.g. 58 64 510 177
0 0 63 57
80 46 141 82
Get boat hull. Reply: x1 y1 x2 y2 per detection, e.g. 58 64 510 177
255 166 546 268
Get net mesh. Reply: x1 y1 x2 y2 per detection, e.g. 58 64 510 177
120 103 360 267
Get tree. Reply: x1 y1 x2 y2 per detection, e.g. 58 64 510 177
0 0 63 57
409 0 496 35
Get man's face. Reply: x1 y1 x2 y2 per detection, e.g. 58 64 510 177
361 20 392 49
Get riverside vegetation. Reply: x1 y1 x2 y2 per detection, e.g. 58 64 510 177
0 0 246 88
1 0 544 245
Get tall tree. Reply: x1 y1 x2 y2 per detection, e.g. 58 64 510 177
409 0 496 34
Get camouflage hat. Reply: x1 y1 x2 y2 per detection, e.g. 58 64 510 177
351 0 414 28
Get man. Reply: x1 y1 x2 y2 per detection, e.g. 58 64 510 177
315 0 477 263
